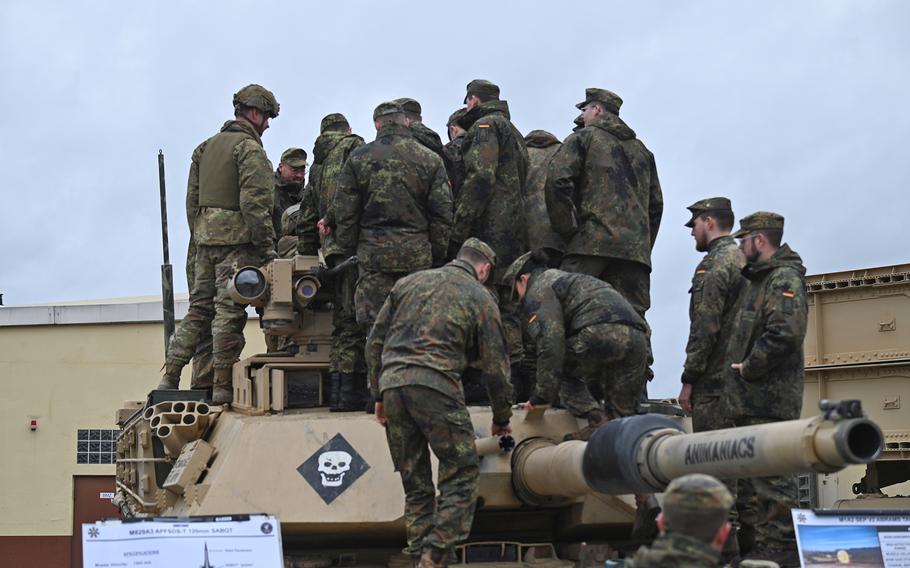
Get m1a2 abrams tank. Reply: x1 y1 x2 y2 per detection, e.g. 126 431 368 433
113 254 885 565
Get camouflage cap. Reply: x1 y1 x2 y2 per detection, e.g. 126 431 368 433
684 197 733 228
373 101 405 121
573 113 585 127
464 79 501 103
732 211 785 238
661 474 733 512
280 148 308 168
320 113 349 133
447 108 467 127
233 84 280 118
459 237 497 267
575 87 622 114
394 97 422 116
500 251 534 290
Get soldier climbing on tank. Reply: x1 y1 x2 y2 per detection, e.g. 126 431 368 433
158 84 279 405
501 249 649 441
368 238 512 568
727 211 808 567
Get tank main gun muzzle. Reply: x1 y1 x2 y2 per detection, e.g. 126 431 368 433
510 401 883 506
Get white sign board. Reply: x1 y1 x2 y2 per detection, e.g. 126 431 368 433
83 514 283 567
793 509 910 567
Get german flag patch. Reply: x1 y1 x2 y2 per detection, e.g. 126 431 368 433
696 269 707 274
528 313 537 324
782 291 795 298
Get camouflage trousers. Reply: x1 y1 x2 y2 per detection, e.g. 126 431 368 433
732 416 797 554
355 269 413 329
331 260 365 374
692 392 744 552
186 239 213 388
383 385 480 557
560 254 654 382
556 323 648 419
166 243 262 372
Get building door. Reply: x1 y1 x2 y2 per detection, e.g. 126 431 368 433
71 475 119 568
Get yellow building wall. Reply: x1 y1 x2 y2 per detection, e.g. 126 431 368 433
0 320 266 537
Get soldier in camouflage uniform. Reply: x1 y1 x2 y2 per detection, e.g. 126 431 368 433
159 85 279 404
452 79 529 376
523 130 563 254
395 97 446 161
546 87 662 319
443 108 467 199
625 474 734 568
297 113 366 410
368 238 512 568
726 212 807 567
272 147 307 236
501 250 649 440
329 101 453 410
678 198 747 557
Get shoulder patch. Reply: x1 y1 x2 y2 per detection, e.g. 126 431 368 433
782 290 795 298
528 313 537 324
696 269 707 274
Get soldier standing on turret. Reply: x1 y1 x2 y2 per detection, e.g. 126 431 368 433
298 113 366 410
728 212 808 567
158 85 279 405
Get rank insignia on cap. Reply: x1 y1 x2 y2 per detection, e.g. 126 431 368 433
528 313 537 324
782 291 795 298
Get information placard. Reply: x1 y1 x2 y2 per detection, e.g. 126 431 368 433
793 509 910 568
82 514 283 567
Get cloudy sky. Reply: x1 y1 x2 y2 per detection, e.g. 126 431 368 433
1 1 908 397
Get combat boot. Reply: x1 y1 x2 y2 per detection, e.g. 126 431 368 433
333 373 366 412
157 375 180 390
563 413 606 442
210 367 233 405
327 372 341 411
416 547 447 568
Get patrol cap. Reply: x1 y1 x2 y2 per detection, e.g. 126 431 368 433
661 473 733 512
447 108 467 127
394 97 422 116
575 87 622 114
373 101 405 121
499 251 537 300
573 113 584 127
464 79 501 103
684 197 733 228
459 237 497 268
525 130 560 146
233 84 280 118
280 148 308 168
732 211 785 238
320 113 350 133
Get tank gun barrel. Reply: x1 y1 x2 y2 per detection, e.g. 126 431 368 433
510 401 883 506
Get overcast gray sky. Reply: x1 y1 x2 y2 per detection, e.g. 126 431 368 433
1 1 908 397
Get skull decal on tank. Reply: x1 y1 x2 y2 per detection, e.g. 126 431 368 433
298 433 370 504
317 450 352 487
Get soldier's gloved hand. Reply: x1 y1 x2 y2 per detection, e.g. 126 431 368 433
491 421 512 436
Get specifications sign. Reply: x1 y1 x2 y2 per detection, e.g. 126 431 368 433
82 514 282 567
793 509 910 568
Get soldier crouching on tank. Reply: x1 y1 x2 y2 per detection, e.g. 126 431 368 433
158 84 279 404
367 238 513 568
624 474 741 568
501 250 649 441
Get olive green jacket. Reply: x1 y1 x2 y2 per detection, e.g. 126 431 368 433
331 123 453 272
682 236 746 395
725 244 808 420
297 131 365 257
186 119 275 255
367 259 513 424
454 100 529 279
546 113 662 268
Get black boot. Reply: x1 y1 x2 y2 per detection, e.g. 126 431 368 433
327 372 340 411
333 373 366 412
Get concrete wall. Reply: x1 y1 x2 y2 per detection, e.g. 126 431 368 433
0 306 265 538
